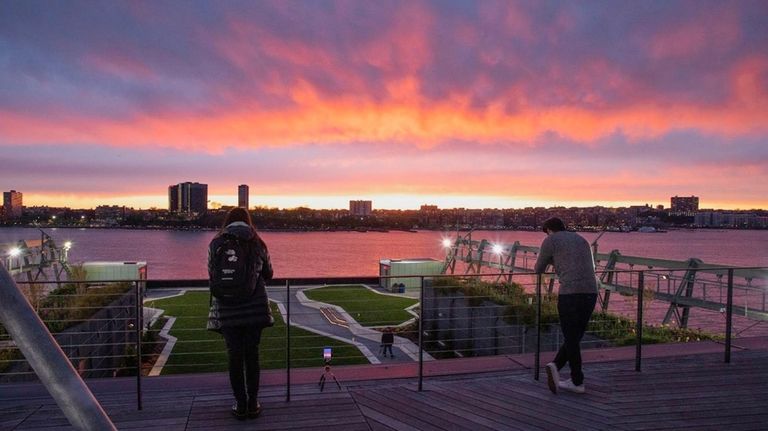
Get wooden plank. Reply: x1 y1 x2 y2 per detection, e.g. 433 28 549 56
366 417 400 431
356 404 422 431
352 391 445 431
361 386 501 431
2 349 768 430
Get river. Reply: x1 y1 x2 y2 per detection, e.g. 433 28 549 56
1 227 766 279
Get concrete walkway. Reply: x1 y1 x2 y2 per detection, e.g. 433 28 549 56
268 285 427 365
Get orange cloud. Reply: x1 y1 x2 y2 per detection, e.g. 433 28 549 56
3 68 766 153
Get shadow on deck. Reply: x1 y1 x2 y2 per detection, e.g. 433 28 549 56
1 338 767 431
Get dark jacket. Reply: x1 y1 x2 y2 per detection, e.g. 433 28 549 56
207 222 274 332
381 332 394 345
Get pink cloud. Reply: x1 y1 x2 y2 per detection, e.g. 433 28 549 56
648 7 741 60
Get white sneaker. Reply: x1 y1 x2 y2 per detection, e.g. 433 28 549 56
545 362 559 394
558 379 586 394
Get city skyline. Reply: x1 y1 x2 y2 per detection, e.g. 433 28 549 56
1 2 767 211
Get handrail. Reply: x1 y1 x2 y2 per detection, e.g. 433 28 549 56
0 265 116 430
2 267 764 413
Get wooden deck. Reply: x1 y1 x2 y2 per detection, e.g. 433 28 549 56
1 343 767 430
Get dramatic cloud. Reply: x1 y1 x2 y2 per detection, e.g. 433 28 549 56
0 0 766 209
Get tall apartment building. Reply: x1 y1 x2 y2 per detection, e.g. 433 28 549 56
168 182 208 214
168 185 179 212
238 184 249 209
3 190 23 218
349 200 372 216
670 195 699 215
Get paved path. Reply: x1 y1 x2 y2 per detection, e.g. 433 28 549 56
144 285 423 370
268 285 423 365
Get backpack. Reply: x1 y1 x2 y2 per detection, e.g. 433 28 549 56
209 234 262 300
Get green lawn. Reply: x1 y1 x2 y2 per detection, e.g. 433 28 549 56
303 285 418 326
145 291 367 374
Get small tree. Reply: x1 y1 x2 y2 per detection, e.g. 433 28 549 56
67 264 88 294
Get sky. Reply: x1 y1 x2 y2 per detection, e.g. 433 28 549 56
1 0 767 211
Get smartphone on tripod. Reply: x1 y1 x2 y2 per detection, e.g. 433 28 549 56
319 347 341 391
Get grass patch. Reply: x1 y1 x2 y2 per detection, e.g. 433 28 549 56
146 291 368 374
303 285 418 326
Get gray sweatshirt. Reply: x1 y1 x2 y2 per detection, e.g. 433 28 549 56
534 231 598 295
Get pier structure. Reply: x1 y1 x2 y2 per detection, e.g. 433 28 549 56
442 231 768 329
1 230 72 283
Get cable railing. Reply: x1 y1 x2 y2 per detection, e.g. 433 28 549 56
1 268 766 409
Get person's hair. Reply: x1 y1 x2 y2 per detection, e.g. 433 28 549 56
542 217 566 233
221 207 254 231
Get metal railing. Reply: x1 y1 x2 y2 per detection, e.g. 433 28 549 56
0 265 116 430
1 267 766 424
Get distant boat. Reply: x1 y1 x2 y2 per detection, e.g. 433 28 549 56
637 226 667 233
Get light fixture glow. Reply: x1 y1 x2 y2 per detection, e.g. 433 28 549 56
442 238 452 248
492 244 503 255
9 248 21 257
64 241 72 250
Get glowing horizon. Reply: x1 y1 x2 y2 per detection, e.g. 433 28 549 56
20 192 761 212
1 1 767 211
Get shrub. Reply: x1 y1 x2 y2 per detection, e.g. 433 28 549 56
431 277 559 326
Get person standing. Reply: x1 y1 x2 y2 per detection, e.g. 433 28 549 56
534 217 598 394
207 207 274 419
381 327 395 358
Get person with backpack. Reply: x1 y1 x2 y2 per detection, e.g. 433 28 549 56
207 207 274 420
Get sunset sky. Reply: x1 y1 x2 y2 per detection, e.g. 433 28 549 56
1 1 766 210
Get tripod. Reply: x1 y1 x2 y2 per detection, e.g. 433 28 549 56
318 363 342 391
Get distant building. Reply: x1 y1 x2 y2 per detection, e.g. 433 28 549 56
671 196 699 215
95 205 126 223
695 211 768 228
3 190 23 218
238 184 249 209
168 185 179 212
349 200 372 216
168 182 208 214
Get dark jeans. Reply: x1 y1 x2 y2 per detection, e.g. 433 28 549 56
221 325 263 404
553 293 597 386
382 344 393 356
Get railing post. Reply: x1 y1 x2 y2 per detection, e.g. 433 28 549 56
135 280 143 410
0 265 116 430
286 280 291 402
534 273 542 381
418 276 424 391
725 269 734 363
635 271 644 372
